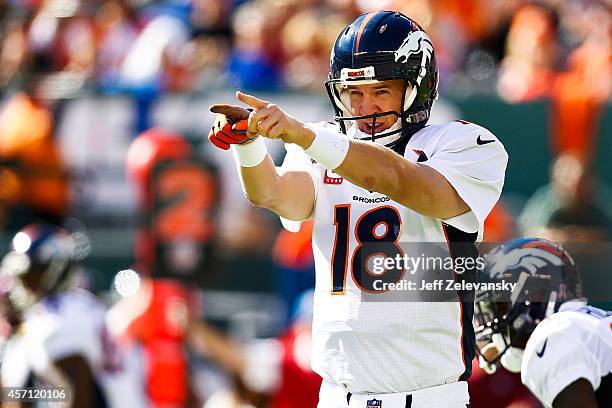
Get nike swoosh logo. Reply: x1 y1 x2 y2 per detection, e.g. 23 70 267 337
413 149 428 162
477 135 496 145
536 339 548 357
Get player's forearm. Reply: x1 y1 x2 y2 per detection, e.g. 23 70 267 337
235 154 281 208
236 156 315 221
231 136 315 220
187 321 246 376
290 126 415 202
337 140 467 218
334 138 405 193
291 130 467 218
552 379 599 408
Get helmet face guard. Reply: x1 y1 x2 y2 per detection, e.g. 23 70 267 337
325 11 438 153
474 290 536 371
324 73 429 148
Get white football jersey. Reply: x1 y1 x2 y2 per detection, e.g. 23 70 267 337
522 303 612 407
1 289 146 408
280 121 508 393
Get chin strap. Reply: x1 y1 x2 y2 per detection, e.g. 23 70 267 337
335 107 430 156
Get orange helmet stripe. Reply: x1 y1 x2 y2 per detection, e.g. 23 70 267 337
355 11 380 54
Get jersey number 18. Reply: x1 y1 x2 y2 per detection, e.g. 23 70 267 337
331 205 405 294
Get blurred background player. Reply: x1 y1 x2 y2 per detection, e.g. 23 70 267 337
114 126 320 407
0 78 70 234
518 153 612 241
0 223 146 407
475 237 612 407
199 289 321 408
110 127 219 407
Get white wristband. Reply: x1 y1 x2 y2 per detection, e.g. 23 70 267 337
231 137 267 167
304 126 350 170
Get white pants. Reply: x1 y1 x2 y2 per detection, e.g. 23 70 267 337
317 380 470 408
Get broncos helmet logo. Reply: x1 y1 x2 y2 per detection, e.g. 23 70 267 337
489 247 566 279
395 30 434 67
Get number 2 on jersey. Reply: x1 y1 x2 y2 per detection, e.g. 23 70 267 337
331 205 405 294
155 164 216 242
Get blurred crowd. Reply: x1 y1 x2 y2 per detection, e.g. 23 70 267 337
0 0 611 407
0 0 610 230
0 0 610 100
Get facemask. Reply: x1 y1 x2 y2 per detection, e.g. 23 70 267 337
347 118 403 147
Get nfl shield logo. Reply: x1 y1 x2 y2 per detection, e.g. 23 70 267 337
366 399 382 408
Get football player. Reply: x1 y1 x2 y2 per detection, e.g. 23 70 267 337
0 223 146 407
475 237 612 408
209 10 508 408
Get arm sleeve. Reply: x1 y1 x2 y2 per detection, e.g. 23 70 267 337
421 123 508 233
278 142 320 232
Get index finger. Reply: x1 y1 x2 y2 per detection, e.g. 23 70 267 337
236 91 268 110
209 104 250 123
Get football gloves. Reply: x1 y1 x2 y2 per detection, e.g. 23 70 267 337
208 105 253 150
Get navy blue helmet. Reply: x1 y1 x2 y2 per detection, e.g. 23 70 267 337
0 223 87 311
325 10 438 152
474 237 583 373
